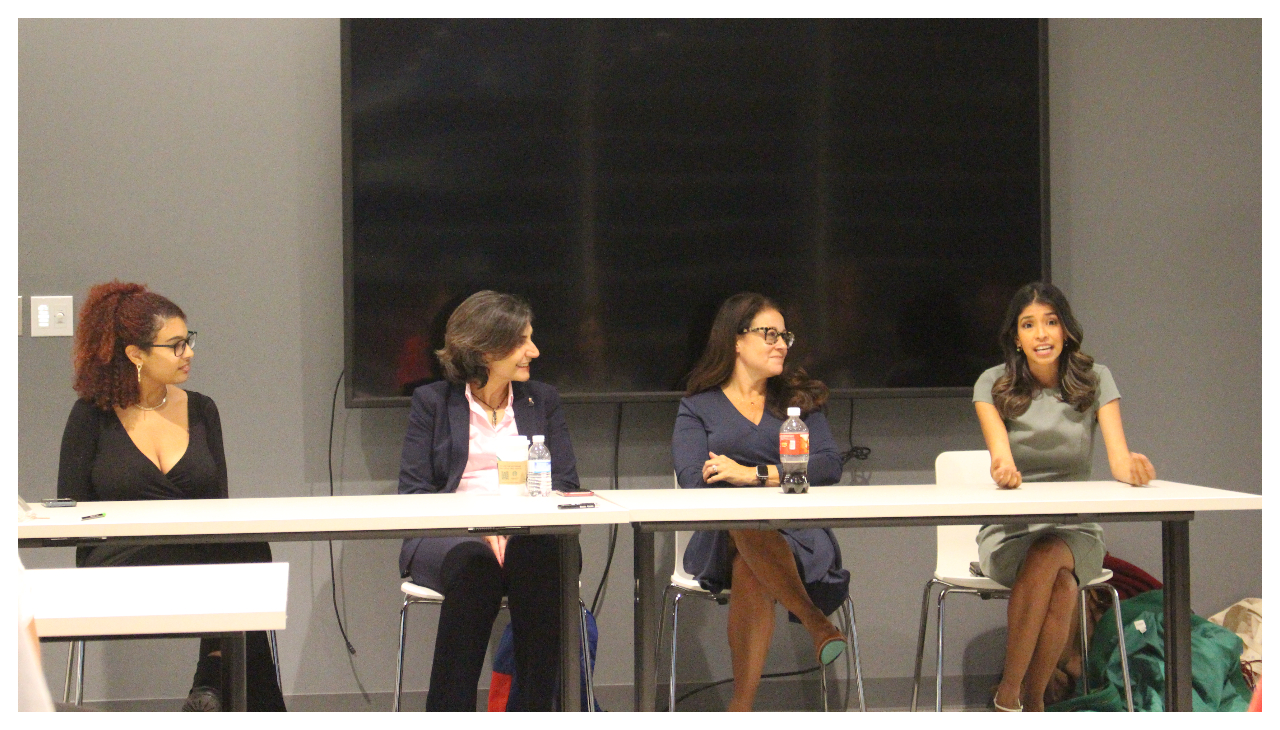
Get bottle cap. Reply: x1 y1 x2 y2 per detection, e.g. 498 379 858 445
531 435 545 443
787 407 800 416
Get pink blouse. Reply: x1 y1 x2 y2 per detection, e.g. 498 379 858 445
456 384 519 495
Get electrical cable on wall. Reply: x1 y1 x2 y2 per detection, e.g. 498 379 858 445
590 401 624 616
328 370 357 656
840 398 871 468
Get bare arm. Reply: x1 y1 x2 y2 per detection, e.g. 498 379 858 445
974 401 1022 488
1096 400 1156 485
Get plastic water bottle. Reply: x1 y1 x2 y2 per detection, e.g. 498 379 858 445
527 435 552 497
779 407 809 494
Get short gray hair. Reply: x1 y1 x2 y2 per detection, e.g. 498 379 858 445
435 290 533 387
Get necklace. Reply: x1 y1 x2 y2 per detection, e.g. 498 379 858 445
136 387 168 411
476 386 508 427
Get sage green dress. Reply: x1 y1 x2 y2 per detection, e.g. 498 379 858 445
971 363 1120 586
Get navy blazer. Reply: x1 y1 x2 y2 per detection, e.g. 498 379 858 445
397 379 580 581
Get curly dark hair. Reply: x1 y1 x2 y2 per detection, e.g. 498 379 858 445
684 292 828 419
434 290 533 387
990 281 1099 418
73 281 186 410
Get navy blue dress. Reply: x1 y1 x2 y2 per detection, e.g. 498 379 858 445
672 389 851 617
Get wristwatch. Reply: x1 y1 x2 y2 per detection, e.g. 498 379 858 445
756 465 769 486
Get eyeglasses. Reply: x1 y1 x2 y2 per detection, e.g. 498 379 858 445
739 326 794 347
149 331 197 358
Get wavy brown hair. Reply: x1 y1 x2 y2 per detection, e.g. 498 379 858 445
73 281 186 410
991 282 1098 418
684 292 828 419
435 290 533 387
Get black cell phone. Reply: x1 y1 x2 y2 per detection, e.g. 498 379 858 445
969 561 984 577
42 497 76 507
557 502 597 510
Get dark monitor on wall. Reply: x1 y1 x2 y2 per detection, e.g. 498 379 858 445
343 19 1047 406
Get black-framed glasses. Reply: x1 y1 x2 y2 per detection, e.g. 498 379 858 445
149 331 197 357
739 326 794 347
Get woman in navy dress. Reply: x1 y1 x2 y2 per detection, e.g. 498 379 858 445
673 292 849 711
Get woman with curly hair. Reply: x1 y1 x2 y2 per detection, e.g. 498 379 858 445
673 292 849 711
974 282 1155 711
57 281 285 712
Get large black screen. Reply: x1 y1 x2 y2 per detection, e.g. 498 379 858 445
344 19 1046 405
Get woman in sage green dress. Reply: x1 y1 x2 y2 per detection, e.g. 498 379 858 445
973 282 1156 712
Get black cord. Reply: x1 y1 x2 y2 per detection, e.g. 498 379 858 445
673 664 823 706
590 402 624 616
328 370 357 656
840 398 871 467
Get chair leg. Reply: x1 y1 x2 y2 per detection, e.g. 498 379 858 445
268 630 283 695
935 587 950 712
910 579 938 711
843 597 866 711
668 592 682 712
393 597 411 712
1078 590 1091 695
579 601 595 712
821 660 830 712
655 585 672 693
63 641 79 704
75 639 85 705
1104 585 1134 712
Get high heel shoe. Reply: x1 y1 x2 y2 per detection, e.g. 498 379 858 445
813 622 847 665
817 635 847 665
991 689 1023 712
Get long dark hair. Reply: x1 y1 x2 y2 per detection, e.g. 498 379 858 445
990 282 1098 418
74 281 186 410
435 290 533 387
684 292 828 418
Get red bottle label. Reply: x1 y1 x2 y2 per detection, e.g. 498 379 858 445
779 433 809 456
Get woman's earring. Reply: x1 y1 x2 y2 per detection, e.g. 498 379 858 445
136 362 143 383
1016 344 1022 352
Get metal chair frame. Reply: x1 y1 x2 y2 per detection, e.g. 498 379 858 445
657 580 867 712
911 450 1135 712
393 582 597 712
909 576 1135 711
62 630 284 707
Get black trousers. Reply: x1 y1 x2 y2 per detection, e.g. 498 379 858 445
423 535 563 712
77 541 287 712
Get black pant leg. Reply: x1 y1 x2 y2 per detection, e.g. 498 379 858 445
425 541 504 712
502 535 565 712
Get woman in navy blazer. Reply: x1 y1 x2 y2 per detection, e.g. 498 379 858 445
397 291 580 711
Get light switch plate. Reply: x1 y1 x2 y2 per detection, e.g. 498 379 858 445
30 295 74 337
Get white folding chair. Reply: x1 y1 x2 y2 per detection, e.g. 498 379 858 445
656 474 866 711
909 450 1134 711
393 581 596 711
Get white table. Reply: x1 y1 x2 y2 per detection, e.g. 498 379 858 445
601 480 1263 712
28 562 289 711
19 493 628 711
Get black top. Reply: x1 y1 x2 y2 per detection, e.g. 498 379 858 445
58 391 227 503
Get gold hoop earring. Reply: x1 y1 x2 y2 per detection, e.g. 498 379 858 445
136 362 143 384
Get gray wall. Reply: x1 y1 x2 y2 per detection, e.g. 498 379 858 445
18 18 1259 709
